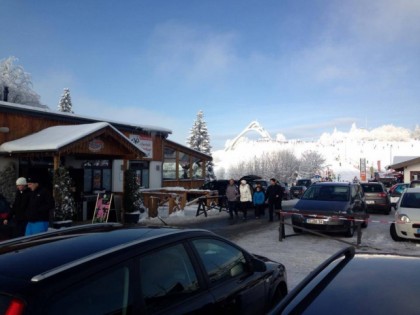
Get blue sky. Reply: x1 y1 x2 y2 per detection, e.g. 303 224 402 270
1 0 420 150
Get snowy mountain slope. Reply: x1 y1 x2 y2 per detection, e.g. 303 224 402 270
212 123 420 182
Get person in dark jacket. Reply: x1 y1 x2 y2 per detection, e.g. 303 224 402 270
4 177 31 237
265 178 283 222
25 176 55 236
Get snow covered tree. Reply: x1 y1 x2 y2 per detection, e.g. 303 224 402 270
299 150 326 179
0 56 42 106
57 88 74 113
123 169 145 213
53 166 76 220
413 125 420 140
187 110 216 181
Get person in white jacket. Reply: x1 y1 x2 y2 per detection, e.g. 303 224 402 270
239 180 252 220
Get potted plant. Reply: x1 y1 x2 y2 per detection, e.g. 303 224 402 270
53 166 76 228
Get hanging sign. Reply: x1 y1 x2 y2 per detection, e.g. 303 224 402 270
129 134 153 158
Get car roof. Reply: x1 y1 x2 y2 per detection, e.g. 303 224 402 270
0 224 212 283
311 182 353 186
404 187 420 193
271 247 420 315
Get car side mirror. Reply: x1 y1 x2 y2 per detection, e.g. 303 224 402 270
252 257 267 272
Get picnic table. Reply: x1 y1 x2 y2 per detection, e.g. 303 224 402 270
196 195 228 217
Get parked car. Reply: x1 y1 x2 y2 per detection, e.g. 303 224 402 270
291 182 369 237
295 178 313 188
388 183 409 207
279 182 292 200
390 187 420 241
289 185 307 199
410 180 420 188
360 182 391 214
249 179 269 192
0 223 288 314
269 246 420 315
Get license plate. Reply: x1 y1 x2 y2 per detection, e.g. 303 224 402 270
366 200 374 204
306 218 324 224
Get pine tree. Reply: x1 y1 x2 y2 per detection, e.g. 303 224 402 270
53 166 76 220
187 110 216 181
57 88 73 113
0 163 18 204
123 169 145 213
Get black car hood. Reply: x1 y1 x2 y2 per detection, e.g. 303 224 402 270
294 199 348 213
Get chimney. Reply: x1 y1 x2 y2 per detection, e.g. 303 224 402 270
3 86 8 102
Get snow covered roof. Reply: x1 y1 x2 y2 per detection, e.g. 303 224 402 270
389 156 420 170
392 156 420 164
0 122 147 156
0 100 172 135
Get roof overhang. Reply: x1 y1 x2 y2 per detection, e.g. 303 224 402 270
388 156 420 171
164 139 212 161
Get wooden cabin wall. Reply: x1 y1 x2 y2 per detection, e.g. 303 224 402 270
0 112 74 143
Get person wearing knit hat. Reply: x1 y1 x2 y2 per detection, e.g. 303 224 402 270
25 175 55 236
4 177 31 237
16 177 27 186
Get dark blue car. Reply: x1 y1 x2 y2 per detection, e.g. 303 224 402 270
291 182 369 237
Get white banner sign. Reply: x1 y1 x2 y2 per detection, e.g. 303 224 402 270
129 134 153 158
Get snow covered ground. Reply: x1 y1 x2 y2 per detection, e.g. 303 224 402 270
141 199 420 291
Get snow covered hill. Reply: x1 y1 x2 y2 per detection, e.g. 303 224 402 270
212 123 420 182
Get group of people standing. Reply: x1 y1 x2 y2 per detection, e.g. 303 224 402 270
225 178 284 223
2 176 54 238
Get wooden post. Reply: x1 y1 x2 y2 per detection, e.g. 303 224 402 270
279 211 285 241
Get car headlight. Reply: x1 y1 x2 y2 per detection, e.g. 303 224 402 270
397 214 410 223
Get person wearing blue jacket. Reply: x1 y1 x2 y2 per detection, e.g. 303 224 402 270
253 185 266 219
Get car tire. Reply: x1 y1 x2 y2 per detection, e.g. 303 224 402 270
384 207 391 215
269 283 288 310
390 223 403 242
361 217 368 228
292 219 302 233
345 221 355 238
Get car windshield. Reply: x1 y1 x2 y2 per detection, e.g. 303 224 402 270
400 193 420 208
302 185 349 201
361 184 383 193
395 185 408 194
297 180 311 186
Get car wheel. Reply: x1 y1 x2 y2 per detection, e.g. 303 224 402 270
269 283 288 310
361 217 368 228
390 223 403 242
292 219 302 233
345 221 355 238
384 207 391 215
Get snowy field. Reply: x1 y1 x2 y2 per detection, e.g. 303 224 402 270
142 199 420 291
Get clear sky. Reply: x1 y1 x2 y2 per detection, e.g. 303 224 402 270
1 0 420 149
